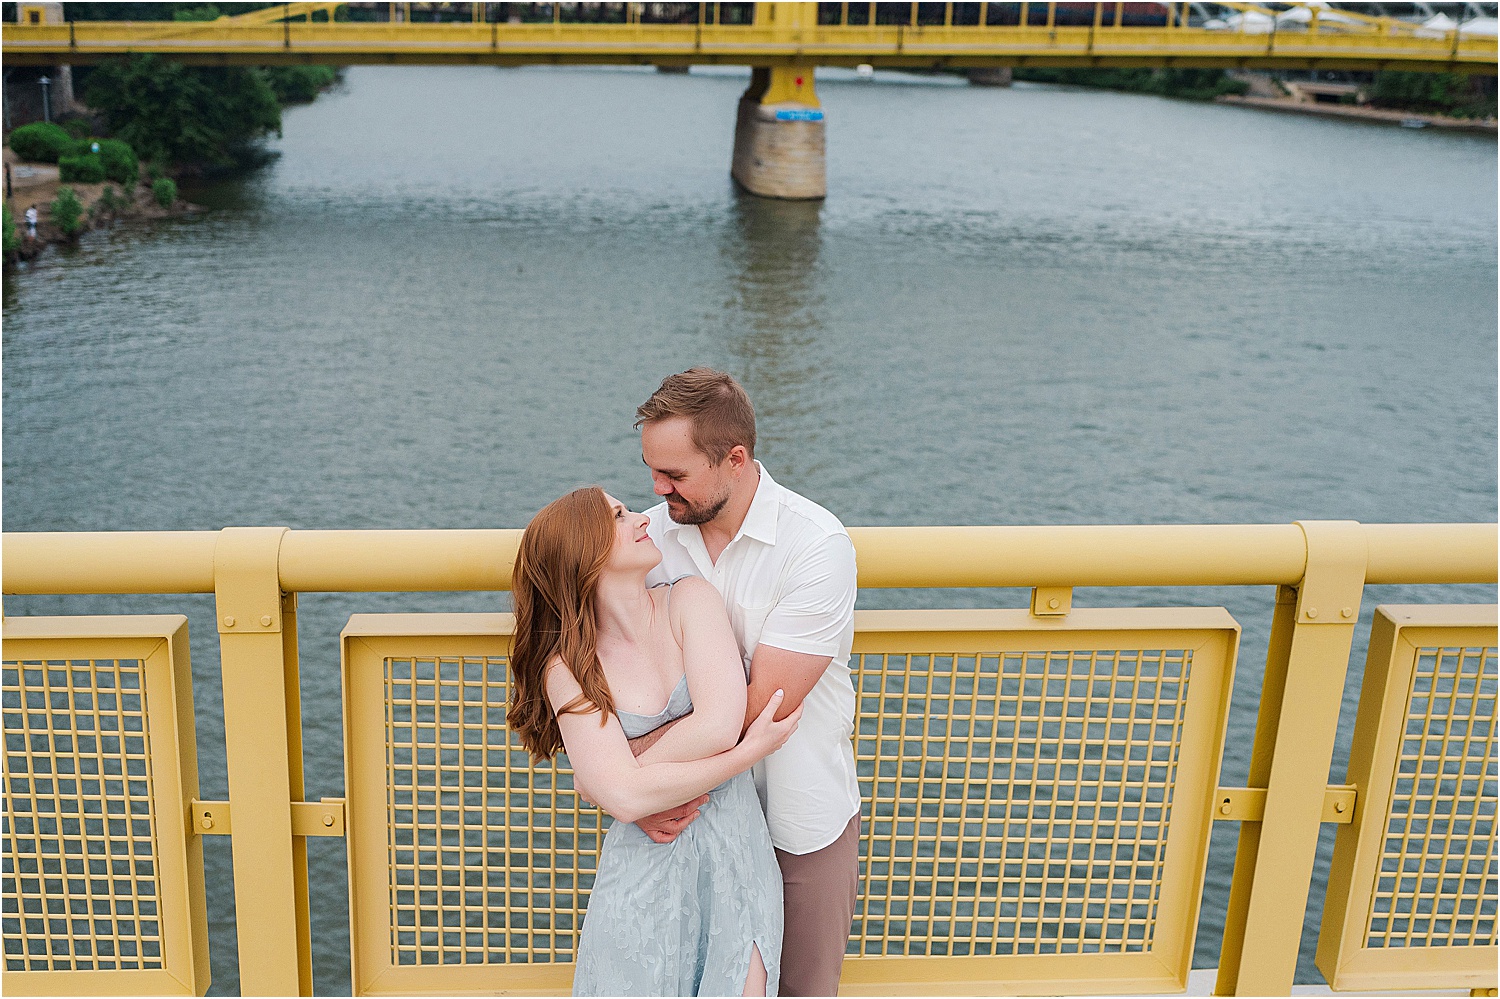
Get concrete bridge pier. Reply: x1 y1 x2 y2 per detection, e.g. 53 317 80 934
731 65 826 201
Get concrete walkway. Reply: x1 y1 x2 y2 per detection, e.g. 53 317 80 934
1215 95 1498 133
4 147 61 203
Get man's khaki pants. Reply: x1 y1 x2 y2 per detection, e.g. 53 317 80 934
775 814 861 997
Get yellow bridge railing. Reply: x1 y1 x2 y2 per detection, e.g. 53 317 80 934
3 2 1496 71
2 523 1496 996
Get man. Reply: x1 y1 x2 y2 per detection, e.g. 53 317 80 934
629 367 861 997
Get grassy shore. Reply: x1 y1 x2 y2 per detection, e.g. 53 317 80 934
4 146 193 265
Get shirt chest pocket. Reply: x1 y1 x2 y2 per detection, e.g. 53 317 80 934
730 599 774 680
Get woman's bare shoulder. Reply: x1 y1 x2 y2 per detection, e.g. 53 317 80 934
544 658 606 719
543 657 579 695
668 575 722 608
666 575 731 634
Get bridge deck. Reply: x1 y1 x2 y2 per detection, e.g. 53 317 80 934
4 19 1496 71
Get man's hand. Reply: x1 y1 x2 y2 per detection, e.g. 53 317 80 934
634 795 709 844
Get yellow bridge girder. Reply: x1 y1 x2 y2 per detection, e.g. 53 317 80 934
2 2 1495 72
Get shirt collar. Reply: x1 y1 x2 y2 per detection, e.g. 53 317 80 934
660 460 780 547
738 462 780 546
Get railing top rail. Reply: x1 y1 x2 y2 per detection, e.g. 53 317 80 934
3 522 1493 595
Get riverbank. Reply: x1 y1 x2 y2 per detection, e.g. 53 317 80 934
4 147 198 265
1215 94 1499 132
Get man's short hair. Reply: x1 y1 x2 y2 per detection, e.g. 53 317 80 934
635 368 756 464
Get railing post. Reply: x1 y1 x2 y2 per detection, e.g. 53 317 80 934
1215 520 1368 995
214 527 312 996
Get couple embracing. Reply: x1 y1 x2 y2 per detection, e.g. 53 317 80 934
508 368 861 997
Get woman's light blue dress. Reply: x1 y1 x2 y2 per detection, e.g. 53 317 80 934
571 589 783 997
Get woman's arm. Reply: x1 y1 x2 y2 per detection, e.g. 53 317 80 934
547 660 797 825
631 577 746 766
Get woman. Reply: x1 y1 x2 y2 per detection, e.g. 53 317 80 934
508 486 798 997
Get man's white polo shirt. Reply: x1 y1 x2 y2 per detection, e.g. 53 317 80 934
645 463 860 855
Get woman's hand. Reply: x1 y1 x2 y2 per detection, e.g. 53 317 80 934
741 689 802 762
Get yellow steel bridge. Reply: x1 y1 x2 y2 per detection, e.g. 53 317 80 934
4 1 1497 71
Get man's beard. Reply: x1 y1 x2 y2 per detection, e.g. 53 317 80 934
666 490 730 526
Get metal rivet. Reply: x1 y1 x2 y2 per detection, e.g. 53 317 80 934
260 615 273 627
222 615 236 628
322 813 335 827
1048 598 1060 609
1306 608 1318 619
1334 801 1346 813
1220 801 1232 815
201 815 214 830
1341 607 1353 618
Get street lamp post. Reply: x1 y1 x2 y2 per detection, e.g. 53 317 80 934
38 75 51 124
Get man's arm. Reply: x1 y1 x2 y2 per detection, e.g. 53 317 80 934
741 532 857 732
742 645 831 733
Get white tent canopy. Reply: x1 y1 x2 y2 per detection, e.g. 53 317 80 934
1221 10 1275 33
1415 12 1498 37
1274 2 1365 30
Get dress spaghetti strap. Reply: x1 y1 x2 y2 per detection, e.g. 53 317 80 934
653 574 695 617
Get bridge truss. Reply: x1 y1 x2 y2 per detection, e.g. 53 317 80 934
4 2 1496 71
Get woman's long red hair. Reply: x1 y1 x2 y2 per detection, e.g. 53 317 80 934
508 486 617 760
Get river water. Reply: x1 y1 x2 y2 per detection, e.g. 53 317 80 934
3 64 1495 993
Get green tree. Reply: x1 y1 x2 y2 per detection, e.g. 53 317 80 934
169 4 342 104
2 202 19 258
62 3 283 20
7 122 75 162
98 185 125 213
59 153 107 183
1011 67 1248 101
1370 71 1496 118
173 3 223 19
50 186 85 238
152 177 179 208
96 138 140 188
263 65 341 104
83 53 281 170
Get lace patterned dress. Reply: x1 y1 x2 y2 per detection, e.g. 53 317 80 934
571 621 783 996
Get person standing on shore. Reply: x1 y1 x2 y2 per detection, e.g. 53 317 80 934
24 204 38 239
627 367 863 997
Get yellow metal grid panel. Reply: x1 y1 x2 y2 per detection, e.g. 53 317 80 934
1316 606 1498 992
384 655 599 966
840 608 1237 995
1 616 208 997
853 649 1187 955
5 656 160 972
343 615 582 995
1368 645 1496 950
344 608 1236 996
